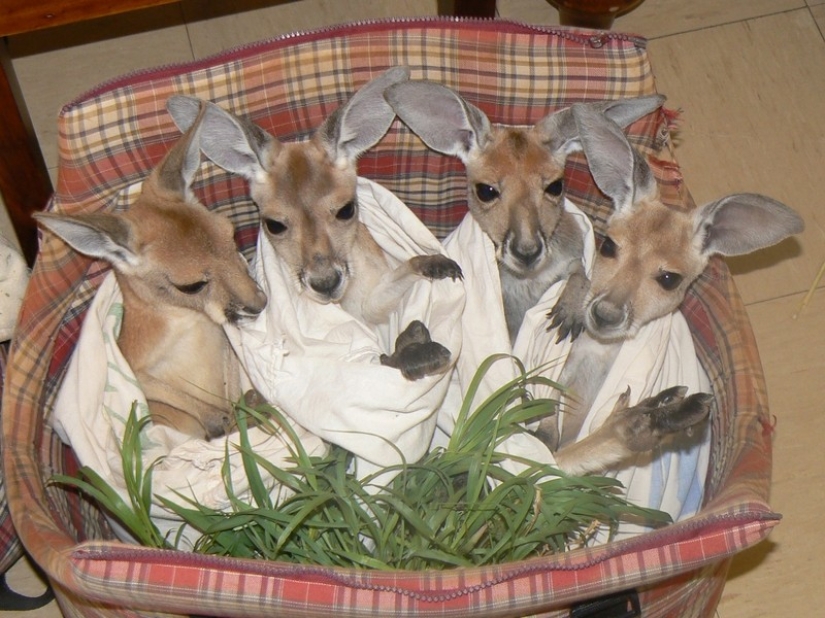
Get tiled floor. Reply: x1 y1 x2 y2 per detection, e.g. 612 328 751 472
3 0 823 616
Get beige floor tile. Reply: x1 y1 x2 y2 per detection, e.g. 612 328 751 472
3 555 58 618
648 10 825 305
7 5 193 170
813 3 825 26
717 286 825 617
496 0 561 26
182 0 437 59
498 0 806 38
1 3 823 618
619 0 806 38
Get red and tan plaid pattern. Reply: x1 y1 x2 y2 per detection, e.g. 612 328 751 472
0 342 24 577
2 18 777 617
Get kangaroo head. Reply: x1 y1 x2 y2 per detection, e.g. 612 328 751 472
385 80 665 278
35 101 267 326
574 105 805 341
167 67 411 305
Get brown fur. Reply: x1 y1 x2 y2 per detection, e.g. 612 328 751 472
167 68 462 380
387 82 726 476
550 107 804 450
36 103 267 439
586 198 700 339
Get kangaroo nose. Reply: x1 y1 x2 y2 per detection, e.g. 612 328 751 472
247 288 267 315
510 241 542 267
309 271 343 298
226 292 267 323
590 300 626 330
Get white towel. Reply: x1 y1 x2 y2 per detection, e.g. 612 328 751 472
226 177 466 482
0 234 29 342
443 198 710 538
52 273 328 548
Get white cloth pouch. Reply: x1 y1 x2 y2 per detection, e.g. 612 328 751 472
227 177 466 481
0 234 29 341
443 198 711 539
52 273 328 548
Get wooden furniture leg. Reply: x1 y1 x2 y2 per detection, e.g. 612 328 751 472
0 0 499 267
0 38 51 266
544 0 647 29
439 0 497 18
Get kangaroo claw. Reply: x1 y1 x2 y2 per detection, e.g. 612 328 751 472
410 255 464 281
545 269 590 342
546 301 585 342
380 320 452 380
613 387 712 453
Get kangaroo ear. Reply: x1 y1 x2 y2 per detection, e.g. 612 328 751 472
34 212 140 270
316 66 411 166
600 94 666 130
567 104 659 212
155 98 208 201
571 105 637 209
538 94 665 155
168 95 274 182
694 193 805 257
535 95 663 211
384 79 492 164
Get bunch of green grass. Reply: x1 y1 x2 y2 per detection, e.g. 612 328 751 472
51 402 173 549
52 355 671 569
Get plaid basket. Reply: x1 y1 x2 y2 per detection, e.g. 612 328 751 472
2 18 779 617
0 343 24 578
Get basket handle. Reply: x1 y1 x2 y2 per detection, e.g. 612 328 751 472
570 589 641 618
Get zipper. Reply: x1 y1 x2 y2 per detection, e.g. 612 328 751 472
72 508 779 603
61 16 646 113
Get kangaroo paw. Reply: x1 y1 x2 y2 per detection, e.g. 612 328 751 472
409 255 464 281
242 388 267 409
203 410 238 440
393 319 432 350
546 297 585 342
399 341 452 380
546 270 589 342
381 320 452 380
614 387 712 453
534 415 560 451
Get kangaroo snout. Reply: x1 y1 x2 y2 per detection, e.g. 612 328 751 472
226 287 267 323
586 295 631 340
504 230 545 271
302 257 347 302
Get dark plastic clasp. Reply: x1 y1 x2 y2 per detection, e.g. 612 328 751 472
0 573 54 612
570 589 641 618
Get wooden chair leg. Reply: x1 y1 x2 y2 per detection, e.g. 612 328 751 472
545 1 648 29
438 0 497 18
0 38 52 266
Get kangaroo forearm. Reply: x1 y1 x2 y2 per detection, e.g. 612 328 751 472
360 261 418 324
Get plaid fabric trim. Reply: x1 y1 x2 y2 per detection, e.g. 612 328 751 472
0 341 24 576
62 502 777 616
2 18 776 617
52 21 656 242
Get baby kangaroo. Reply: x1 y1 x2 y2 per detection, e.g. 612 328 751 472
385 80 664 344
386 81 716 475
167 68 462 380
36 101 268 439
547 104 805 448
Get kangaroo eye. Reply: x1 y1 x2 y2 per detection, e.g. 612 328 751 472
599 236 618 258
336 200 356 221
264 218 287 235
475 183 500 203
656 271 683 291
174 280 208 295
545 179 564 197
